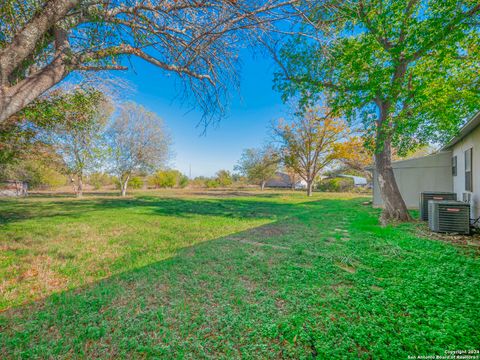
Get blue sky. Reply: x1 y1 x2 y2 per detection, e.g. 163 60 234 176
117 52 287 178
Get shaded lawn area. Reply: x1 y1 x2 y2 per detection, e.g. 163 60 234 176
0 191 479 359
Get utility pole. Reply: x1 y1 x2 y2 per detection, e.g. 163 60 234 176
189 164 192 179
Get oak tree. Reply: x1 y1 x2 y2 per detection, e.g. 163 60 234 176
275 1 480 222
0 0 294 124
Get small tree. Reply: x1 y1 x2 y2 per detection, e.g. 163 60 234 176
107 103 171 196
215 170 233 187
27 88 112 196
235 146 279 190
274 107 347 196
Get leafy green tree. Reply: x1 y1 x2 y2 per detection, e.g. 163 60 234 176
235 146 279 190
0 152 66 189
149 170 183 189
0 116 39 167
215 170 233 187
274 107 348 196
28 88 112 197
275 1 480 222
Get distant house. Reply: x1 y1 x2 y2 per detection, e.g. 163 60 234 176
370 111 480 218
265 172 307 189
0 180 28 197
337 174 368 187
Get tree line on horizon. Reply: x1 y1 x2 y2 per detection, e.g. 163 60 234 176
0 85 370 196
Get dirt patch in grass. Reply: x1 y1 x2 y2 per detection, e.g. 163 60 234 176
335 262 356 273
237 239 291 252
241 223 290 238
1 255 68 309
414 223 480 254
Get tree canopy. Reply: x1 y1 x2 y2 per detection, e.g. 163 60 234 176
235 146 279 190
107 102 171 196
274 107 348 196
0 0 295 124
274 0 480 221
35 88 112 196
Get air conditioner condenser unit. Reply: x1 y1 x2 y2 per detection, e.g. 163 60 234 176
428 200 470 235
420 192 457 221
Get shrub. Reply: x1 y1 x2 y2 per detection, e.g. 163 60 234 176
215 170 233 187
129 176 144 189
114 176 144 190
317 177 354 192
148 169 188 188
178 175 189 188
88 172 113 190
205 179 220 188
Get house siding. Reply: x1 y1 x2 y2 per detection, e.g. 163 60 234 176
451 124 480 218
372 152 453 209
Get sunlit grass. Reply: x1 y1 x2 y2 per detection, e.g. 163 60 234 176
1 190 478 359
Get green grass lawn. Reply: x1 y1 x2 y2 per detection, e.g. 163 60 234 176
1 190 479 359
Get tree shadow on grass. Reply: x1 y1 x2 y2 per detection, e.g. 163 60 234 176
0 215 321 358
1 197 479 359
0 195 308 226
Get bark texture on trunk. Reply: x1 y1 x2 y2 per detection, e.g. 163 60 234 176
306 180 313 196
76 175 83 197
0 0 78 84
375 140 411 224
0 54 69 123
121 175 129 197
374 100 412 224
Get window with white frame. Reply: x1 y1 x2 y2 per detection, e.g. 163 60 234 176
452 156 457 176
465 148 473 192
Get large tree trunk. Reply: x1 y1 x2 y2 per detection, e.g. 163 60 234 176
375 138 411 224
0 0 77 123
0 57 68 123
375 100 411 224
260 181 266 191
306 180 313 196
76 174 83 197
0 0 78 84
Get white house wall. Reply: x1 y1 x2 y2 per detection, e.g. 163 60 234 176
372 152 453 209
451 124 480 219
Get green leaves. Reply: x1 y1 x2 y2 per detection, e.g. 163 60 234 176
275 0 480 153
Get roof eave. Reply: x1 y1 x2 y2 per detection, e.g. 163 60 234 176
441 110 480 151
